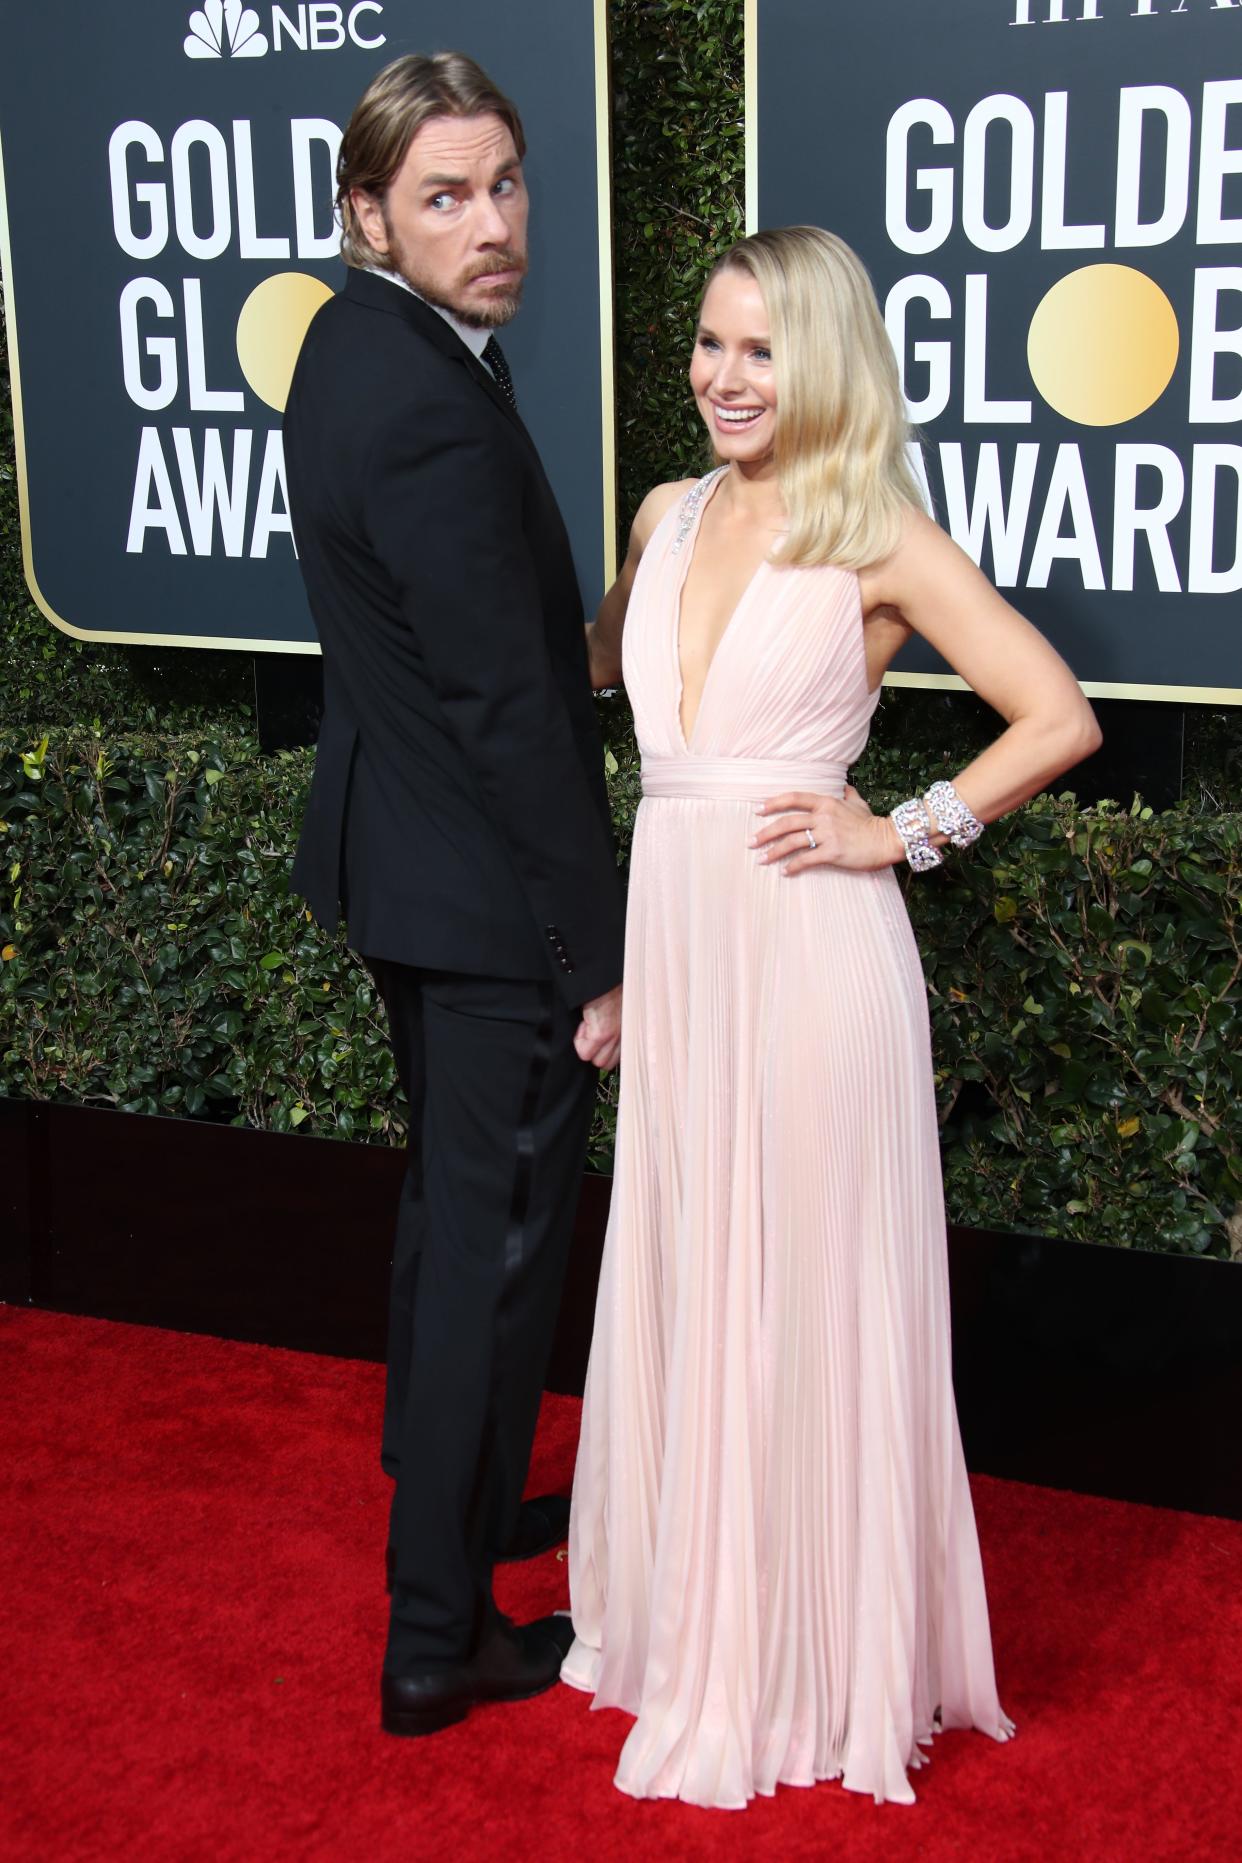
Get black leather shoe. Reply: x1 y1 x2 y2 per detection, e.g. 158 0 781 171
497 1493 571 1564
380 1614 572 1738
535 1610 576 1661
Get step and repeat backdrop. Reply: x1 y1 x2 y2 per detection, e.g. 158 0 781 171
4 1 1238 699
0 0 613 651
752 0 1242 702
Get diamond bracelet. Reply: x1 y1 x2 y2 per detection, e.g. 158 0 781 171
890 797 943 873
924 780 985 849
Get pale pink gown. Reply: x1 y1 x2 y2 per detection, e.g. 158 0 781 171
561 470 1014 1808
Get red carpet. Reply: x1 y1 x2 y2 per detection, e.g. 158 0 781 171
3 1306 1240 1862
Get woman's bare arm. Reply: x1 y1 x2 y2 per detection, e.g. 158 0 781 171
753 506 1102 875
586 479 694 688
860 506 1102 829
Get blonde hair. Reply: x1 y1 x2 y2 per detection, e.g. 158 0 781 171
336 52 526 270
705 227 921 569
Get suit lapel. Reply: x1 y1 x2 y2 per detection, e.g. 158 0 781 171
343 268 531 440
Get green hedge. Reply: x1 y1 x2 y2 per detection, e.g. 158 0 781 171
1 728 1237 1256
611 0 745 514
1 0 1239 1258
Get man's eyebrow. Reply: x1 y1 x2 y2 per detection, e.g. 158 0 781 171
418 159 521 192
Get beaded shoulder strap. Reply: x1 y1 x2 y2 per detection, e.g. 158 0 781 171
669 467 727 556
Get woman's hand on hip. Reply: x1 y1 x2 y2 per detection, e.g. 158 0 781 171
749 787 904 874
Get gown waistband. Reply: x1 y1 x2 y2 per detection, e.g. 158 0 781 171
640 756 848 801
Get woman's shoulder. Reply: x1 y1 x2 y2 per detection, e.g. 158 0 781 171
631 477 703 553
858 502 969 606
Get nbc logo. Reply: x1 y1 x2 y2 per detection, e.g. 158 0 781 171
184 2 267 59
183 3 386 58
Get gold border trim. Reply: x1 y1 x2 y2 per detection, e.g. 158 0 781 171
884 670 1242 706
744 0 758 234
595 0 618 584
0 9 619 652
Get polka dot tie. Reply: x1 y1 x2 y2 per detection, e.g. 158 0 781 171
483 335 516 411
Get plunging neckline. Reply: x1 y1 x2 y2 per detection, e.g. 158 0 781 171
673 469 772 753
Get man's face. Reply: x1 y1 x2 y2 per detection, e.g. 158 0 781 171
352 112 529 328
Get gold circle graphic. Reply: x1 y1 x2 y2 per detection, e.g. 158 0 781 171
235 272 334 413
1027 265 1178 427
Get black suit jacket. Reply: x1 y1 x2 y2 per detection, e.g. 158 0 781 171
283 270 625 1008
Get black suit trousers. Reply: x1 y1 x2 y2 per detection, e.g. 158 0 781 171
366 958 596 1675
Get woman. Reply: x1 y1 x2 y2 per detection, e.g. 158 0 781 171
561 227 1100 1810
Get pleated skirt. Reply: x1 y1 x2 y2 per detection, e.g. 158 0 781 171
562 793 1014 1808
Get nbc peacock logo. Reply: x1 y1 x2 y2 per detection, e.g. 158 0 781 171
184 2 269 59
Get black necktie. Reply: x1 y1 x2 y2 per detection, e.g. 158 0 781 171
483 335 516 411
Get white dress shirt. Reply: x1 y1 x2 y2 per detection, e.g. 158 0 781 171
368 267 493 368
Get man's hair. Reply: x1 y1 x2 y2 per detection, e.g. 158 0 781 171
705 227 923 571
336 52 526 270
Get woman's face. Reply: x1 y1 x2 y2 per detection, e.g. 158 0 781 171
689 268 777 465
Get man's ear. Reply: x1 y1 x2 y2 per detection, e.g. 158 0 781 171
350 188 389 256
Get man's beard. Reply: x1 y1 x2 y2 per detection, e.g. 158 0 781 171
385 228 527 329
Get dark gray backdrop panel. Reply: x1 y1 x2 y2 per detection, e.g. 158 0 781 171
0 0 610 647
756 0 1241 699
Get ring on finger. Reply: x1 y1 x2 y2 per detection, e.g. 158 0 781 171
805 828 817 850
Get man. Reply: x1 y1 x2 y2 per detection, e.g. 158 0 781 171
283 52 624 1738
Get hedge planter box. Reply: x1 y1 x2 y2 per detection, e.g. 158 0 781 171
1 730 1239 1260
2 1098 1237 1522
